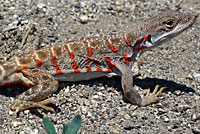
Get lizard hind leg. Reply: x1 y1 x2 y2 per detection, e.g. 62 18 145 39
12 98 55 116
12 79 59 116
11 69 59 116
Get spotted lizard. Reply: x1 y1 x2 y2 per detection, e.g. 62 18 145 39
0 10 195 115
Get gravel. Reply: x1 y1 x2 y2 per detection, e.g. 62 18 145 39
0 0 199 133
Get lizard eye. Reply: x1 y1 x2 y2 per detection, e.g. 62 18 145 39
163 19 176 29
166 20 174 26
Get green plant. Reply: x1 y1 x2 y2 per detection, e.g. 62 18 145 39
43 115 82 134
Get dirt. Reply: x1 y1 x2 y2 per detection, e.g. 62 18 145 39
0 0 199 133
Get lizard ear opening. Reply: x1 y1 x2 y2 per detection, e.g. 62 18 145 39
146 34 152 43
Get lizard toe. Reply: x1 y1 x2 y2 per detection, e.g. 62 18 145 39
11 98 55 116
140 85 166 106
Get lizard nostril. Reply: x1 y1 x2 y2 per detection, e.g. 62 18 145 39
186 16 191 21
184 15 194 23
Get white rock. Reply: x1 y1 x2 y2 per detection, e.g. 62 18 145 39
164 116 170 122
24 110 30 114
9 110 14 116
80 2 86 7
124 114 131 120
12 121 23 127
30 129 39 134
19 131 25 134
80 15 89 23
37 2 46 9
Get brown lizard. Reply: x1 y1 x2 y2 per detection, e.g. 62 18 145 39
0 10 195 115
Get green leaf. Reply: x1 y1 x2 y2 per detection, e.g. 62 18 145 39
43 117 56 134
62 124 68 134
66 115 82 134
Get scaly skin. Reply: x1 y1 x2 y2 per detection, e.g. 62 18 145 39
0 10 195 115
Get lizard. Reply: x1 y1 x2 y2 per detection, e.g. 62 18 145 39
0 10 195 115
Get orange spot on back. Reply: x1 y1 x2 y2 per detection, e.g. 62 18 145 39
125 38 131 46
23 65 28 71
122 54 130 65
37 60 42 68
86 59 91 64
136 46 148 51
96 67 103 72
70 52 75 60
52 56 62 74
143 35 147 40
93 61 99 66
104 57 111 63
74 69 80 73
122 54 128 59
86 66 91 72
72 61 80 73
88 47 93 57
136 38 142 42
124 59 130 64
72 62 78 69
105 65 113 72
56 69 62 74
108 43 118 53
104 57 116 72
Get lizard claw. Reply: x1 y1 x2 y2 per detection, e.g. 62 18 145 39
11 98 55 117
140 85 166 106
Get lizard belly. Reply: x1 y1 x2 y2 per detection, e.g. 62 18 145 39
54 71 118 82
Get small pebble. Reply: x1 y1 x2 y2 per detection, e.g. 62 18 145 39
174 90 181 95
37 2 46 9
9 110 14 116
19 131 25 134
112 129 120 134
92 95 99 99
186 74 193 80
33 129 39 134
80 2 86 8
24 110 30 114
164 116 170 122
80 15 89 23
84 99 90 106
191 113 199 121
130 111 138 117
124 114 131 120
12 121 23 127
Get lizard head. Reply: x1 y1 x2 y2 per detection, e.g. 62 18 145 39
132 10 195 60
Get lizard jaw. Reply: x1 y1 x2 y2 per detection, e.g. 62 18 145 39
152 14 195 47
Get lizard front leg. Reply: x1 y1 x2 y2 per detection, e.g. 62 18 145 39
117 63 165 106
11 68 59 115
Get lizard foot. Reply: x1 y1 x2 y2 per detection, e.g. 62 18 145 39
140 85 166 106
11 98 55 116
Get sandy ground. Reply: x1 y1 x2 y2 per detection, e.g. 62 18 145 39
0 0 199 133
